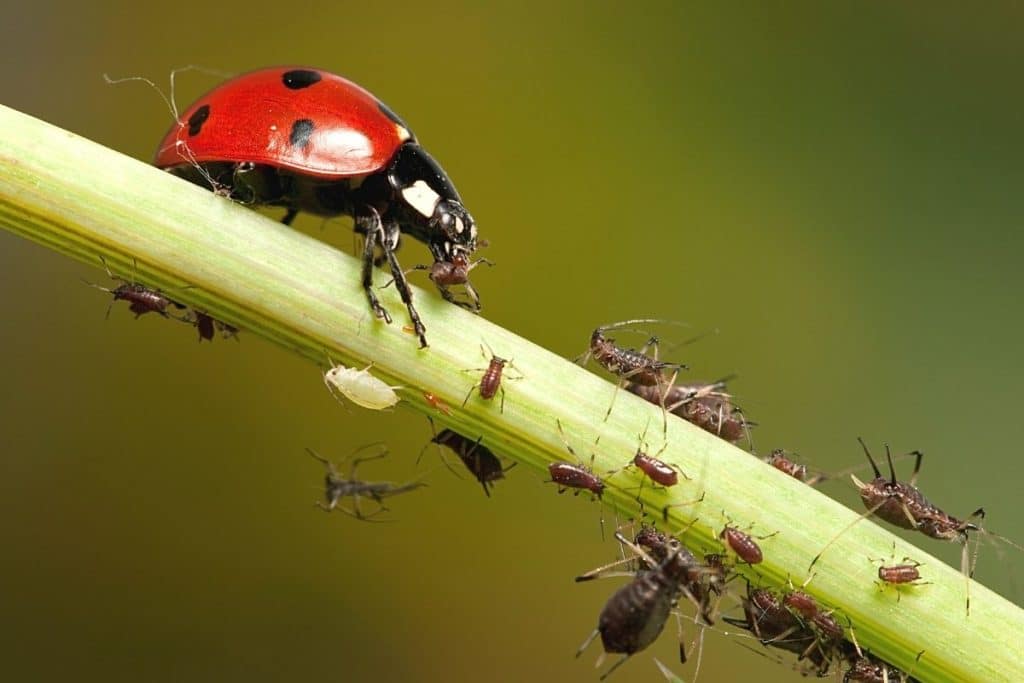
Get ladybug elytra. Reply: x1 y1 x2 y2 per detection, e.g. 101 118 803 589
155 66 481 347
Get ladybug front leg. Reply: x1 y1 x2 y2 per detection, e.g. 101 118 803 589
356 208 393 326
380 220 428 348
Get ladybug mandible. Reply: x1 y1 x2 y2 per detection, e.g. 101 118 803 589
154 66 481 347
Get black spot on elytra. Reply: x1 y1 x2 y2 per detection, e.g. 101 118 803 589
282 69 322 89
377 100 409 130
187 105 210 137
290 119 315 149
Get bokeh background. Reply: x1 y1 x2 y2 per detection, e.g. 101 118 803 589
2 2 1023 681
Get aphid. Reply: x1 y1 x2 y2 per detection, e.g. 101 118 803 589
719 519 777 565
808 438 1000 613
188 310 240 342
549 420 605 498
578 319 688 429
841 630 923 682
870 542 931 601
323 359 402 410
422 391 452 416
84 257 187 319
627 379 751 446
429 428 514 497
461 342 521 413
306 444 425 520
576 535 696 679
765 448 828 484
606 423 687 502
723 586 834 677
779 580 845 659
409 253 494 310
575 522 721 626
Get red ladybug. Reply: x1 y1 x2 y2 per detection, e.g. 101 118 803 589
154 66 481 347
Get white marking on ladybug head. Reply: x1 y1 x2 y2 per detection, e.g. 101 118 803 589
402 180 441 218
453 216 465 234
395 124 412 142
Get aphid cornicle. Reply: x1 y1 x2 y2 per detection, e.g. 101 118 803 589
155 67 484 347
323 359 402 410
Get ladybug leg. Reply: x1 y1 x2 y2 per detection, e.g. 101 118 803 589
355 209 393 326
380 221 428 348
281 208 299 226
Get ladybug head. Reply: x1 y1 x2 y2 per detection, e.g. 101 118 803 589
430 199 478 263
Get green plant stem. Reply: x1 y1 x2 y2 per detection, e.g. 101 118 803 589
0 103 1018 682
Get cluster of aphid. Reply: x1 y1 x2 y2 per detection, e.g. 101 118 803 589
85 258 238 343
553 318 1023 681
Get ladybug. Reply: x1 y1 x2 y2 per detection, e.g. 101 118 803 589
154 66 482 347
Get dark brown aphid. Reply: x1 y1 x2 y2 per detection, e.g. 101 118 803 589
306 444 426 521
809 438 989 612
841 631 923 682
462 342 521 413
720 521 777 565
84 257 186 320
422 391 452 416
576 536 697 679
723 586 834 677
576 522 722 625
429 428 514 497
188 310 240 342
578 319 690 431
581 319 686 387
627 379 751 446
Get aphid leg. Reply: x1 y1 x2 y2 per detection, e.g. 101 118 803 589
662 491 706 524
574 555 645 583
808 500 886 572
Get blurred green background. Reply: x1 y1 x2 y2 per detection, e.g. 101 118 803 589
2 2 1023 681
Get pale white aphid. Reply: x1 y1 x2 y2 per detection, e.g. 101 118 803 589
323 361 403 410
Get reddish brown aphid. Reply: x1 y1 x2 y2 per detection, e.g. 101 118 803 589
719 521 776 565
428 427 513 497
422 391 452 416
84 258 186 320
402 253 494 310
841 631 922 682
462 343 520 413
869 543 931 601
765 448 830 485
608 424 686 494
548 462 606 498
